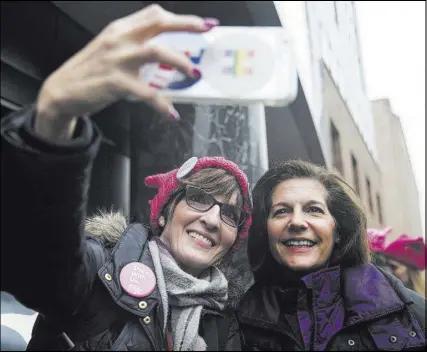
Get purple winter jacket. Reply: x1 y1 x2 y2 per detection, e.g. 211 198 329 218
238 264 426 351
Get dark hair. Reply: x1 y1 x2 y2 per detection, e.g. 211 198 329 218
249 159 371 283
163 167 243 222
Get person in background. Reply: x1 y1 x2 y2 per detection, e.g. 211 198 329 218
384 235 426 298
1 5 253 351
367 227 393 271
237 160 426 351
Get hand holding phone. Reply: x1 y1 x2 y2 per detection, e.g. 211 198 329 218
138 26 298 107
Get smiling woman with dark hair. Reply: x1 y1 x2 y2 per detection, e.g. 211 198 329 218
237 160 426 351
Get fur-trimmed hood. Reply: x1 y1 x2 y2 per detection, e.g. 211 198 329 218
85 211 254 309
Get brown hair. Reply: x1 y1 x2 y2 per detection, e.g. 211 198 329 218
249 159 371 283
408 268 426 297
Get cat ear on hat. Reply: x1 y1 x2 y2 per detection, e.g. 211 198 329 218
145 169 176 189
145 174 161 188
383 227 393 237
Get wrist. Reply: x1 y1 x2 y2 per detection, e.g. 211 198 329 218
35 86 76 142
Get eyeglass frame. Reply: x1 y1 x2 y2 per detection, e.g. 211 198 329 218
184 185 247 228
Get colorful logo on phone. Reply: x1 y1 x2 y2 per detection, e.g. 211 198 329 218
222 49 254 77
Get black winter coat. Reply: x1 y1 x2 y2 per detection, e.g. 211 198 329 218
237 264 426 351
1 107 251 351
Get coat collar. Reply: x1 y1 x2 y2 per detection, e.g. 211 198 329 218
343 264 406 326
97 223 163 320
238 263 408 328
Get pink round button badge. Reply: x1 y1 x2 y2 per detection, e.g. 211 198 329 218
119 262 157 298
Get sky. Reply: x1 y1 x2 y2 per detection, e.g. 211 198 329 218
356 1 425 236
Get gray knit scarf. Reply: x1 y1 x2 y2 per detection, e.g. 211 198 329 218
148 238 228 351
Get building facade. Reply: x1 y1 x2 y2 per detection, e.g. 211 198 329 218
371 99 423 241
275 1 383 227
322 64 383 228
275 1 422 237
274 1 377 162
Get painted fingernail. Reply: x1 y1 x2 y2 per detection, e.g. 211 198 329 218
204 18 219 29
192 68 202 78
169 107 180 121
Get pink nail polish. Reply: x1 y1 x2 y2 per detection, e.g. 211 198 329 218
204 18 219 29
192 68 202 78
169 107 180 121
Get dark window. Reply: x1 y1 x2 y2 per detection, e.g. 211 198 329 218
330 121 344 175
376 193 383 225
366 177 373 213
351 154 360 195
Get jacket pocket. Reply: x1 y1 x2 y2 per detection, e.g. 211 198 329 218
368 316 408 351
328 328 374 351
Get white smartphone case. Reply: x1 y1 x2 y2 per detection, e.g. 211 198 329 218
138 26 298 107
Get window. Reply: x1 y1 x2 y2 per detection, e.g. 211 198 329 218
330 121 344 175
366 177 373 214
376 193 383 225
351 154 360 195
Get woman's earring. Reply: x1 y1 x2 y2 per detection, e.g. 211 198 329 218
159 216 165 228
335 234 341 244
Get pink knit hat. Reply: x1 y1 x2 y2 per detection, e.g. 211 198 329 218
144 157 252 238
384 234 426 270
367 227 392 252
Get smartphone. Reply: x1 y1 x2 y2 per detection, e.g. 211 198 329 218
137 26 298 107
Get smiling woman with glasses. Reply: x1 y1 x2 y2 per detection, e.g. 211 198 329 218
146 160 252 281
0 5 254 351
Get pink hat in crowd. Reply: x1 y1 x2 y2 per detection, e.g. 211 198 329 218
384 234 426 271
367 227 393 252
144 156 252 238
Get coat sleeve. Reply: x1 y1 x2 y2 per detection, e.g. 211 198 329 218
1 105 103 319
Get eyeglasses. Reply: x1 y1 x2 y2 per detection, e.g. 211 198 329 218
185 186 246 228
